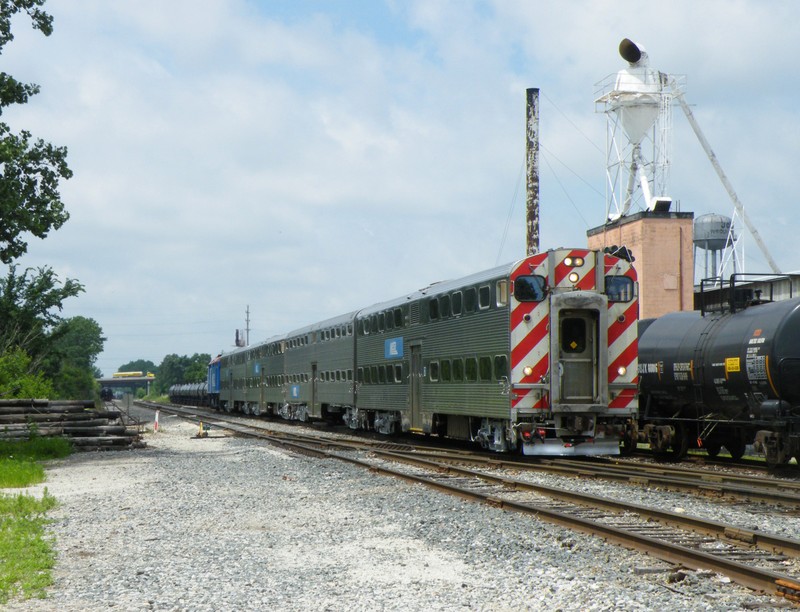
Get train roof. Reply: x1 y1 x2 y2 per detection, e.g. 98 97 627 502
285 310 358 339
356 261 515 318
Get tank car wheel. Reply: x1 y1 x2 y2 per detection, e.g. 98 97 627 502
653 424 689 462
704 440 722 458
724 437 746 460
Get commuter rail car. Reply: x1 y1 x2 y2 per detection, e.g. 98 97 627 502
208 248 638 456
639 293 800 467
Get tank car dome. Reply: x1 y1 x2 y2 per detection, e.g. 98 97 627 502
693 213 732 251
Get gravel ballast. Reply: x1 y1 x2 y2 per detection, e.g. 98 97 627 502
5 414 792 611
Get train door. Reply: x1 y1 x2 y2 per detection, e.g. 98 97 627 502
410 345 422 429
226 370 233 412
259 368 265 411
311 362 318 415
558 310 598 403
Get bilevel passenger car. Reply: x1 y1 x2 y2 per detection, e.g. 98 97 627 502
205 248 639 456
639 291 800 467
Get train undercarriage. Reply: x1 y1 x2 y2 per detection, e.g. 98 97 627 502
640 414 800 468
214 395 635 456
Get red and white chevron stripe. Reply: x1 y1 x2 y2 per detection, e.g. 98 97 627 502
605 254 638 412
509 249 638 413
510 252 549 410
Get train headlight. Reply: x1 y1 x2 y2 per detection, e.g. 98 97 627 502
617 365 627 377
523 366 534 377
568 272 580 283
564 256 585 267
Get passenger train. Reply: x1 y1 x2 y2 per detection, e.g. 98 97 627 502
172 248 640 456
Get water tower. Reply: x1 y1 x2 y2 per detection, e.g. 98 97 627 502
693 213 735 279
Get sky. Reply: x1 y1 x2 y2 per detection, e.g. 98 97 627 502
3 0 800 376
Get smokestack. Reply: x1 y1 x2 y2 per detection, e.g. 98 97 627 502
526 88 540 255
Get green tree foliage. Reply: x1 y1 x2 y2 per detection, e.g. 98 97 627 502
47 316 104 371
155 353 210 394
42 316 105 399
0 0 71 264
0 346 52 398
184 353 211 383
0 264 83 364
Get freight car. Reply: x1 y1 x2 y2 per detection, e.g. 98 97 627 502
206 248 639 456
168 381 210 407
638 287 800 467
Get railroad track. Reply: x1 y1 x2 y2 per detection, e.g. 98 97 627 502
136 401 800 507
135 401 800 602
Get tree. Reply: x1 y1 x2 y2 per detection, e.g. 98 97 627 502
43 316 105 399
184 353 211 383
0 0 71 263
0 346 53 398
0 264 83 364
47 316 104 370
155 353 210 394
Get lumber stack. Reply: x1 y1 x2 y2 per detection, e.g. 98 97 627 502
0 398 142 450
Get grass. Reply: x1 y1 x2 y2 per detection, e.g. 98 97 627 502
0 491 58 603
0 436 72 604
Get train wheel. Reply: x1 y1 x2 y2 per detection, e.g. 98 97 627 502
653 424 688 461
724 437 746 460
704 440 722 458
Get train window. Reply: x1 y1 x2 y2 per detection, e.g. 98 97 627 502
561 318 586 353
478 286 491 310
605 276 634 302
494 355 509 380
514 275 546 302
360 319 369 336
430 361 439 382
335 371 340 381
377 367 384 384
358 367 365 383
497 280 509 307
371 366 379 383
439 294 451 318
441 359 451 382
479 357 492 381
465 288 477 312
429 298 440 321
452 358 464 381
371 315 378 334
348 369 353 381
465 358 478 381
452 291 463 316
385 312 393 331
394 364 402 383
347 323 353 336
393 308 403 328
378 312 385 332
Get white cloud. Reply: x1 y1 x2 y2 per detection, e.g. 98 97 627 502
2 0 798 374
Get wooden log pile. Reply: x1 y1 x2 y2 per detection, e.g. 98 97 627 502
0 399 142 450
